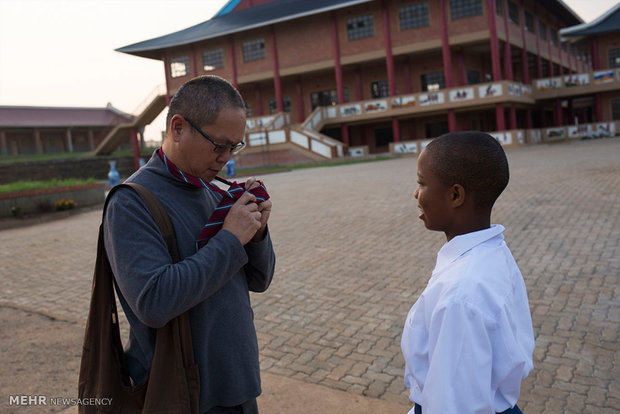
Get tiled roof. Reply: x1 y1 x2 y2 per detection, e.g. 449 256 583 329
0 105 134 128
560 2 620 37
116 0 373 60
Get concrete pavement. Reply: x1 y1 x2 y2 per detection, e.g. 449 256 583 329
1 137 619 413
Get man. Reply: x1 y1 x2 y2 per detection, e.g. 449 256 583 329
104 75 275 413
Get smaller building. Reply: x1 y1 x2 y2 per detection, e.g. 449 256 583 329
0 104 135 156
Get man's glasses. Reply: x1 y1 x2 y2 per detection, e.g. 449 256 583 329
184 117 245 154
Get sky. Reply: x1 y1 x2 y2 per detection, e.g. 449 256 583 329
0 0 618 142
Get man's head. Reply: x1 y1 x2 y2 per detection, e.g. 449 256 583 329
414 131 509 240
162 75 246 182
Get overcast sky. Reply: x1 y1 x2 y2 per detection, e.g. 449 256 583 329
0 0 617 142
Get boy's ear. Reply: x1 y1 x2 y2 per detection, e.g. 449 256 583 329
451 184 466 207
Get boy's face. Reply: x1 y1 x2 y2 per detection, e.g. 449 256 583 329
414 149 454 234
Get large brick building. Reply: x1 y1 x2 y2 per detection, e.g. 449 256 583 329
117 0 620 164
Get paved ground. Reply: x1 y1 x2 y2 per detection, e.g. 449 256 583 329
1 137 619 413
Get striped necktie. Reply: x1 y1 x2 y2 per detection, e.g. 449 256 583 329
157 148 269 249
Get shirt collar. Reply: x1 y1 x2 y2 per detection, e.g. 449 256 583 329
434 225 505 273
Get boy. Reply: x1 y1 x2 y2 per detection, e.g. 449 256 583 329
401 131 535 414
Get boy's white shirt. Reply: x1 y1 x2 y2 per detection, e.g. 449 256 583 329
401 225 535 414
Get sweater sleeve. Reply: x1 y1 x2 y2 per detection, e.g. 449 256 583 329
243 226 276 292
103 186 249 328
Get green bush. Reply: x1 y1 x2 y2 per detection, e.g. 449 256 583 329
0 178 96 194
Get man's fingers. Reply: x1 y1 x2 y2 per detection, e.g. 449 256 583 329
236 191 257 205
245 177 259 190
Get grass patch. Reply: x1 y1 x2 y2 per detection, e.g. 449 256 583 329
0 152 90 164
0 178 97 194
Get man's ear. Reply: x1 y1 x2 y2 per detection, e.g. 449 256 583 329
169 115 186 142
451 184 466 208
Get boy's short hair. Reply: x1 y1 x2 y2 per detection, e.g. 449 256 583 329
424 131 509 209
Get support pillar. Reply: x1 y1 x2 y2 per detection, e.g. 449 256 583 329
65 128 73 153
502 0 513 81
509 107 517 129
496 104 506 131
341 124 349 145
595 94 603 122
487 0 502 81
554 99 563 126
190 44 199 77
440 0 454 88
404 58 412 93
34 128 43 154
331 12 345 105
457 50 466 86
131 128 140 171
0 130 7 155
519 1 529 83
163 56 172 106
270 25 283 112
255 85 263 116
526 108 533 129
547 26 554 76
534 7 543 78
392 118 400 143
295 77 305 123
88 128 95 150
448 110 457 132
229 36 238 89
382 0 396 96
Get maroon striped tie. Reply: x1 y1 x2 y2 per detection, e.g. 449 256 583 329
156 148 270 249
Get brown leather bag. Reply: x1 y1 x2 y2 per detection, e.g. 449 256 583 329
78 183 200 413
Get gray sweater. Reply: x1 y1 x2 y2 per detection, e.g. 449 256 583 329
103 152 276 412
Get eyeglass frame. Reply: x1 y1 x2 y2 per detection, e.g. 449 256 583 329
184 117 246 154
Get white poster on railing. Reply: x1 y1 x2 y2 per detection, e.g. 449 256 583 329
419 140 432 150
268 130 286 144
490 132 512 146
593 70 615 84
546 128 565 139
339 104 361 117
508 84 520 96
568 125 592 137
290 131 309 148
327 107 337 118
530 129 542 143
364 100 388 113
536 77 562 90
595 123 615 136
564 73 589 87
521 85 532 98
479 83 502 98
517 131 524 144
419 92 444 106
391 96 415 108
248 132 267 146
449 88 474 101
392 142 418 154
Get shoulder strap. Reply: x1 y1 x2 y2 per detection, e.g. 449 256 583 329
105 183 179 263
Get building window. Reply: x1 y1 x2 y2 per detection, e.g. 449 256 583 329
421 71 445 91
399 3 429 30
525 11 534 33
508 1 519 24
550 29 558 46
612 99 620 120
495 0 502 15
450 0 482 20
310 88 350 110
370 80 389 98
242 39 265 62
608 48 620 68
347 15 374 40
467 69 481 84
269 96 291 114
538 20 547 40
170 56 189 78
202 48 224 71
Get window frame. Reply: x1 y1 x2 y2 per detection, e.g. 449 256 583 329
449 0 483 20
399 2 430 30
242 38 265 62
346 14 375 41
202 48 224 71
170 56 190 78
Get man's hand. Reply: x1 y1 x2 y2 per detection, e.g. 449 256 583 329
222 191 262 245
244 177 272 241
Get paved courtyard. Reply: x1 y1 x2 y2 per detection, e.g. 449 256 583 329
1 137 619 413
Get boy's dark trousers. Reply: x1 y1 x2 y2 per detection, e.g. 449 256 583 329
414 403 523 413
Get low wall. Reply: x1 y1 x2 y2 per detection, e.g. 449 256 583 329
0 156 137 184
0 183 106 218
